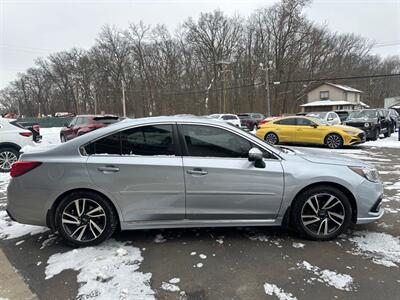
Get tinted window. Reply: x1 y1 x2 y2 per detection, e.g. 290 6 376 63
85 132 121 155
296 118 315 126
69 117 77 126
221 115 237 120
183 125 252 158
94 117 119 125
121 125 175 156
84 124 175 156
275 118 296 125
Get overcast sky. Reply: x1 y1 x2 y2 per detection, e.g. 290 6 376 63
1 0 399 89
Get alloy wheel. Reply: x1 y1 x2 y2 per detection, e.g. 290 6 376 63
326 134 342 149
265 133 278 145
61 198 107 242
0 151 18 171
300 193 345 236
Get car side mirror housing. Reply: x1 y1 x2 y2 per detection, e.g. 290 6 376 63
311 124 318 128
64 123 70 128
248 147 266 168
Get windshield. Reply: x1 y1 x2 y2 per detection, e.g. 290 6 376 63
93 117 119 125
349 110 377 119
306 112 327 119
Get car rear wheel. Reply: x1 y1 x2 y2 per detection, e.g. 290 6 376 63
264 132 279 145
325 133 343 149
60 134 66 143
55 191 118 247
292 185 352 241
0 147 19 173
370 128 379 141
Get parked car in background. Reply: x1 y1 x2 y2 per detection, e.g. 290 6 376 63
0 118 36 172
237 113 266 131
209 114 241 127
256 116 365 149
17 121 41 142
306 111 341 125
334 110 352 123
7 116 383 246
60 115 120 142
344 109 391 141
387 108 399 132
258 116 281 127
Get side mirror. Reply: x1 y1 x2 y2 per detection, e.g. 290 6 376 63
310 124 318 128
248 147 266 168
327 117 333 121
64 123 70 128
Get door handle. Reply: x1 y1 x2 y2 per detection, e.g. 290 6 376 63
97 166 120 173
187 168 208 176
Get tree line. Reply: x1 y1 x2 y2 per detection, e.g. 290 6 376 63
1 0 399 118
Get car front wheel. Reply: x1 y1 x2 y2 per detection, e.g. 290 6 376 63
291 185 352 240
55 191 118 247
325 133 343 149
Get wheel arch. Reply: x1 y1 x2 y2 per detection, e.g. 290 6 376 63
0 142 21 151
46 188 121 231
283 181 358 227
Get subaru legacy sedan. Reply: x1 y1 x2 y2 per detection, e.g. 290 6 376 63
7 116 383 246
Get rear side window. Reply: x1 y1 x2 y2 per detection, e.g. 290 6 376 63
94 117 119 125
182 125 252 158
121 125 175 155
84 124 175 156
274 118 296 125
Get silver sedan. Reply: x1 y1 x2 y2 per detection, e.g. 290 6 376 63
6 116 384 246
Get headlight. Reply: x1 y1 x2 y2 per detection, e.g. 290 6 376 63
349 166 380 182
343 130 359 135
364 123 370 128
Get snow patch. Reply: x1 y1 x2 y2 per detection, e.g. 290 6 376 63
297 261 354 291
45 240 154 300
154 233 166 243
0 211 48 240
292 242 305 249
263 283 297 300
348 231 400 267
161 282 180 292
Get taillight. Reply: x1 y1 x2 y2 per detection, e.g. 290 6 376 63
259 120 267 126
19 132 32 137
10 161 42 177
33 124 40 134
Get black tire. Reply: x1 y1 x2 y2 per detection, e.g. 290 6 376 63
384 127 391 138
264 132 279 145
324 133 343 149
291 185 352 241
370 128 379 141
0 147 20 173
60 134 66 143
54 191 118 247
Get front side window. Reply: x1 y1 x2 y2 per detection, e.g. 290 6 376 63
182 125 252 158
69 118 77 127
84 124 175 156
296 118 314 126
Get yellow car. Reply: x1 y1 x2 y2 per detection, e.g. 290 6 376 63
256 116 365 149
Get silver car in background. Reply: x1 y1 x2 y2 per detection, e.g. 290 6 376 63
7 116 384 246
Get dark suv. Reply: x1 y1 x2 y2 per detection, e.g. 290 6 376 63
237 113 266 131
344 109 391 141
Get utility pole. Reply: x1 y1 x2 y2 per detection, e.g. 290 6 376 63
260 60 273 117
121 79 126 118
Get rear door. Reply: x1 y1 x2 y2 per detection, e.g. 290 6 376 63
85 123 185 222
273 118 297 142
180 124 284 220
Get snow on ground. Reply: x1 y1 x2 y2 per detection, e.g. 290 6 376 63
45 240 155 300
297 261 354 291
348 231 400 267
263 283 297 300
40 127 62 145
0 210 48 240
362 134 400 148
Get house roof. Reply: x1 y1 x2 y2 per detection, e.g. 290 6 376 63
300 100 357 107
360 101 370 108
323 82 364 93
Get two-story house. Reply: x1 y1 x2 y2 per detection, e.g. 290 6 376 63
300 82 369 112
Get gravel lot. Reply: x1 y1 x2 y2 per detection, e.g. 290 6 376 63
0 129 399 300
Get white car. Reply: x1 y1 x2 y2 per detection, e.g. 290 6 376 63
0 118 35 172
306 111 341 125
209 114 241 127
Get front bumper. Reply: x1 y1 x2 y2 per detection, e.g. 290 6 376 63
345 132 366 145
354 180 384 224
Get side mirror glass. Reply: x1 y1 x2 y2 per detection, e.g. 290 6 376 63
248 147 265 168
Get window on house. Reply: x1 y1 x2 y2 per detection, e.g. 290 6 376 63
320 91 329 100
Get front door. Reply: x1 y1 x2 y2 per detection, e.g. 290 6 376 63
180 124 284 220
295 118 325 144
85 124 185 222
